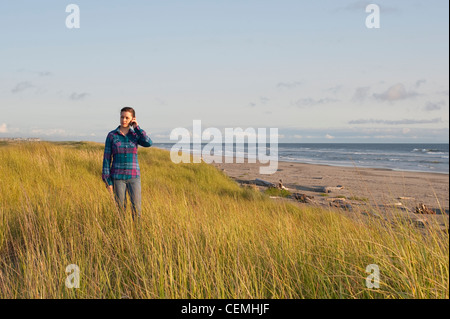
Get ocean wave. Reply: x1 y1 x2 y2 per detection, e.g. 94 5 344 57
419 160 443 164
412 148 446 153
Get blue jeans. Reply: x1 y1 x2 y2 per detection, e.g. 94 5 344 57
113 177 141 220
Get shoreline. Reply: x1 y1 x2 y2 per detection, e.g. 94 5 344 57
152 146 449 175
262 158 449 176
205 155 449 231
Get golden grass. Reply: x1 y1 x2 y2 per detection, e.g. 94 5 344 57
0 141 448 298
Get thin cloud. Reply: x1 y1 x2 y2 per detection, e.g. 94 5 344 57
292 97 339 107
70 92 89 101
325 85 343 95
37 71 52 77
349 118 442 125
30 128 67 135
17 69 52 77
260 97 270 104
415 79 426 88
276 81 302 89
373 83 419 101
11 81 34 93
424 101 445 111
352 87 370 103
247 97 270 107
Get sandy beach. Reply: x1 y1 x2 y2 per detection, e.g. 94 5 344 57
209 158 449 230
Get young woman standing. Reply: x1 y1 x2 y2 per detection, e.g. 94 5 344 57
102 107 152 219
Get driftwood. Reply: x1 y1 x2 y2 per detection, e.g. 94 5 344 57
328 198 352 211
414 203 435 215
254 178 276 188
322 185 344 193
292 193 314 203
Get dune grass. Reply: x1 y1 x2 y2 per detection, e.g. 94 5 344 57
0 141 448 299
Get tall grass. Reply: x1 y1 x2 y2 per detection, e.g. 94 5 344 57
0 141 448 298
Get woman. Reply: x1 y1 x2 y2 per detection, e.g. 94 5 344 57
102 107 152 219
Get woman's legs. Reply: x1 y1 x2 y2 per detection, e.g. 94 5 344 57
127 177 142 220
113 177 141 220
113 179 127 212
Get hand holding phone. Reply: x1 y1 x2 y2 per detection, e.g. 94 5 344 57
130 118 138 128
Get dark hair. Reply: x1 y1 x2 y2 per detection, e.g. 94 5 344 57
121 107 135 118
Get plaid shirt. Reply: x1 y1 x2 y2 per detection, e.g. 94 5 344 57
102 125 152 186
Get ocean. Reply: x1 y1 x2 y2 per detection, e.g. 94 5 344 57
152 143 449 174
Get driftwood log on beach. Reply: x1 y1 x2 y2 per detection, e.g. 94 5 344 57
292 193 315 204
415 203 436 215
254 178 276 188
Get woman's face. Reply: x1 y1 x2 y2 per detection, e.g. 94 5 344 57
120 111 133 128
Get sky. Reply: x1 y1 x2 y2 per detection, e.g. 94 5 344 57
0 0 448 143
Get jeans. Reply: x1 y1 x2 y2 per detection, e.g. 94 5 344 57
113 177 141 220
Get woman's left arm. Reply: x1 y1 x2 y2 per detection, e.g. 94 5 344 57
134 125 153 147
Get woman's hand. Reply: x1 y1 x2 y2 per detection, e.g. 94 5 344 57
107 185 113 193
131 118 139 128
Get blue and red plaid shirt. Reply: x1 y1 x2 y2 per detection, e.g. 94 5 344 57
102 125 152 186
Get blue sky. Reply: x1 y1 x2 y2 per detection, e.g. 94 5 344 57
1 0 448 143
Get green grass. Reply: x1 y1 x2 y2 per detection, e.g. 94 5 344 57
0 141 448 299
349 196 370 202
264 187 292 198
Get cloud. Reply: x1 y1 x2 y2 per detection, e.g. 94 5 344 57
70 92 89 101
424 101 445 111
292 97 339 107
30 128 67 136
415 79 426 88
11 81 34 93
373 83 419 101
276 81 302 89
277 127 449 143
248 97 270 107
349 118 442 125
17 69 52 77
0 123 8 133
37 71 52 77
260 97 270 104
352 87 370 103
325 85 343 95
